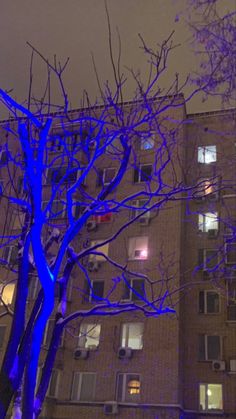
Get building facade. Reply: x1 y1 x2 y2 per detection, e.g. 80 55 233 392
0 100 235 418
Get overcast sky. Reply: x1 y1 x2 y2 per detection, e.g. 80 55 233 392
0 0 223 116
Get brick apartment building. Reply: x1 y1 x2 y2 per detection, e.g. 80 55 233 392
0 99 235 418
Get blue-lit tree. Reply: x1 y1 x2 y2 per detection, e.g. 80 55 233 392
0 21 218 419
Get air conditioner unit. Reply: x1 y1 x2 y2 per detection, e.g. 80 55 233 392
86 220 97 232
229 359 236 372
104 401 118 415
212 360 225 371
208 229 218 239
87 260 100 272
118 347 132 359
139 216 150 226
74 348 89 360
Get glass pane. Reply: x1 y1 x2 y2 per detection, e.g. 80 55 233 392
48 370 58 397
199 384 206 410
91 281 104 300
104 168 116 183
71 372 80 400
205 213 218 232
140 165 152 181
83 324 101 349
80 373 96 401
205 251 218 270
132 280 145 301
199 335 205 360
127 323 143 349
116 374 124 401
207 336 220 360
0 326 6 348
207 292 219 313
0 283 15 305
207 384 222 410
126 374 140 401
226 243 236 264
199 291 204 313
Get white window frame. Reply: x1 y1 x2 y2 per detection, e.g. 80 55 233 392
199 383 223 411
198 145 217 164
89 240 109 262
88 279 105 303
128 236 148 260
203 249 219 271
134 164 152 183
78 323 101 349
225 243 236 264
140 135 155 150
196 178 218 199
102 168 117 185
122 278 145 302
42 200 66 219
116 373 141 402
71 372 96 401
198 212 218 233
199 335 222 361
121 322 144 350
27 276 41 301
43 319 64 348
199 290 220 314
45 166 80 185
2 246 18 265
47 369 60 398
131 199 150 219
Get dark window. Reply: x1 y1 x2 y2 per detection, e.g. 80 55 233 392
225 243 236 264
134 164 152 183
199 291 219 314
0 326 6 348
46 166 77 184
88 280 104 302
199 335 221 360
123 279 145 301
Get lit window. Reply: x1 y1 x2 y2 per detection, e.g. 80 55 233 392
0 325 6 348
121 323 144 349
199 291 219 314
47 369 60 398
0 283 15 305
128 236 148 260
198 212 218 233
199 335 221 361
89 240 109 262
97 168 116 186
123 278 145 302
198 146 216 164
140 136 154 150
134 164 152 183
116 373 141 402
199 383 223 411
71 372 96 401
78 324 101 349
225 243 236 264
195 178 217 199
87 280 105 302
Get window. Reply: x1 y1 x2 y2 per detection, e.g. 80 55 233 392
1 246 18 266
0 325 6 349
49 134 79 152
123 278 145 302
43 319 63 348
47 369 60 398
28 276 41 300
198 146 216 164
46 166 78 184
78 324 101 349
71 372 96 401
42 200 66 219
199 383 223 411
134 164 152 183
128 236 148 260
140 135 154 150
199 335 221 361
198 249 219 271
131 199 150 219
195 178 218 199
87 280 104 302
225 243 236 264
121 323 144 349
12 211 26 230
97 168 116 186
199 291 219 314
0 150 8 165
89 240 109 262
92 213 112 223
116 373 141 402
227 279 236 321
198 212 218 233
0 283 15 305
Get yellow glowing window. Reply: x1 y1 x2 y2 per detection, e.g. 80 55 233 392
128 379 140 395
0 283 15 305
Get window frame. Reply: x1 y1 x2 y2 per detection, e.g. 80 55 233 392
134 164 152 183
131 199 150 220
122 278 145 302
0 282 15 306
121 322 144 350
0 325 6 349
78 323 101 350
197 145 217 164
47 369 60 398
199 383 223 412
45 165 80 185
71 372 96 401
199 334 222 361
128 236 148 260
199 290 220 314
225 242 236 265
43 318 64 348
89 240 109 262
88 279 105 303
198 212 218 233
42 199 66 219
140 135 155 150
116 373 141 402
